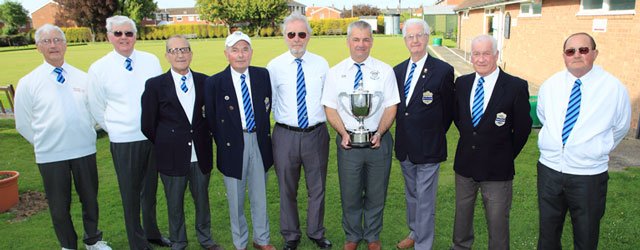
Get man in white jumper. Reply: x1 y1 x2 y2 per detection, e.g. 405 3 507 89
87 16 168 250
536 32 631 250
14 24 111 250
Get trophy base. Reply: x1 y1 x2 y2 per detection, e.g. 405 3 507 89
349 131 371 148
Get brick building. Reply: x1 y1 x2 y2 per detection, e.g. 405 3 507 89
31 1 76 29
455 0 640 130
306 6 342 20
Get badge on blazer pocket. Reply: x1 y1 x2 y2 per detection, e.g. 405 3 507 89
422 91 433 105
495 112 507 127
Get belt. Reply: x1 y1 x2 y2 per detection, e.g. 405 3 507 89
242 129 255 133
276 122 324 133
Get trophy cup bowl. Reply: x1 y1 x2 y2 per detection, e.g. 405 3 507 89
339 90 383 148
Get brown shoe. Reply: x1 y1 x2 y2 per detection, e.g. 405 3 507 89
343 241 358 250
368 240 381 250
396 236 415 249
252 242 275 250
206 243 224 250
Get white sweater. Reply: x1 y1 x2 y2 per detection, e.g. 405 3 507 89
88 50 162 143
14 62 97 163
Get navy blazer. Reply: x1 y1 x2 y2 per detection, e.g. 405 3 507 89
141 70 213 176
394 55 455 164
453 69 532 181
204 66 273 180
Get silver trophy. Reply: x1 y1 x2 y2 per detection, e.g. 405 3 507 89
339 86 383 148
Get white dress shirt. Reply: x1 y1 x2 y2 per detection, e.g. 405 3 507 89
88 49 162 143
321 56 400 131
170 69 198 162
230 67 253 130
15 62 97 163
537 65 631 175
403 54 427 106
267 51 329 127
469 67 499 113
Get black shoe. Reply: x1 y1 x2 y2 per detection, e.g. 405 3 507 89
148 236 172 247
308 237 332 249
283 239 300 250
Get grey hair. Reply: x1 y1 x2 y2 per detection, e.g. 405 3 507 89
35 24 66 43
471 34 498 54
106 15 137 33
402 18 431 37
347 20 372 38
165 35 191 51
282 12 312 35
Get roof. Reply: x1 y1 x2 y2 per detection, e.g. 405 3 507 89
165 7 198 16
306 6 342 15
454 0 515 11
288 0 306 8
424 5 456 15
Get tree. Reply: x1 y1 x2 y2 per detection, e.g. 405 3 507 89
196 0 287 36
119 0 158 25
0 1 29 35
342 4 381 18
55 0 119 41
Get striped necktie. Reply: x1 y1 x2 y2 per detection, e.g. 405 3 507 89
354 63 363 90
404 62 417 98
295 58 309 128
124 58 133 71
180 76 188 93
53 67 65 84
240 74 256 132
471 76 485 127
562 79 582 145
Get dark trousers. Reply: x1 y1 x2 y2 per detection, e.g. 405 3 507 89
38 154 102 249
160 162 216 250
336 132 393 243
453 174 512 250
537 162 608 250
273 124 330 242
110 140 162 250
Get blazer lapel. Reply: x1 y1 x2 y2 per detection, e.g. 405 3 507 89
248 67 265 130
460 75 474 127
397 59 409 106
191 70 204 121
163 71 191 123
482 69 506 127
221 66 243 130
409 55 434 107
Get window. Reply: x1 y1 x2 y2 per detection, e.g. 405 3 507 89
176 16 183 21
462 10 469 19
580 0 636 15
520 1 542 16
188 16 195 21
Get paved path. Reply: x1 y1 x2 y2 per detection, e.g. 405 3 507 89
428 45 474 77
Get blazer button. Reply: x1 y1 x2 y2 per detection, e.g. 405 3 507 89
226 142 231 147
190 129 193 133
471 145 476 150
188 142 192 146
405 112 409 116
171 129 175 132
473 132 477 136
221 119 225 123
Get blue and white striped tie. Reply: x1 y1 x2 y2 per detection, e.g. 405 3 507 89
404 62 417 98
354 63 363 90
180 76 188 93
53 67 65 84
295 58 309 128
124 58 133 71
240 74 256 132
562 79 582 145
471 76 485 127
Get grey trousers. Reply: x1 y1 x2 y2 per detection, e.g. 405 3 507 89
160 162 216 250
400 160 440 249
38 154 102 249
452 174 513 250
223 132 271 249
110 140 162 250
336 133 392 243
537 162 608 250
273 124 329 241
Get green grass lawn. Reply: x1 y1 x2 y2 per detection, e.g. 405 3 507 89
1 36 640 249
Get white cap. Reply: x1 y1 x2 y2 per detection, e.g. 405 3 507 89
225 31 251 47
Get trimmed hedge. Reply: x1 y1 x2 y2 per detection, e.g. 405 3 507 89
0 34 32 47
138 24 229 40
61 27 92 43
309 18 358 36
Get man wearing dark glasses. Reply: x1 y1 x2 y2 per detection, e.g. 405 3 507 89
141 35 222 250
536 32 631 250
266 13 332 250
88 15 169 250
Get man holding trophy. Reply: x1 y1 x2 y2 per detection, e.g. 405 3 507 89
321 20 399 250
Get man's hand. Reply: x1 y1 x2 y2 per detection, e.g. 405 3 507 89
370 132 381 148
341 133 352 149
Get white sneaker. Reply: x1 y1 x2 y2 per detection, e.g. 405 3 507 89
85 241 112 250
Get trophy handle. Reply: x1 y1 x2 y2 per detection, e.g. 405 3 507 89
367 91 384 118
338 92 353 117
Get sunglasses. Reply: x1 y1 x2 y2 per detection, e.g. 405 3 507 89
112 31 135 37
287 32 307 39
564 47 591 56
167 47 192 55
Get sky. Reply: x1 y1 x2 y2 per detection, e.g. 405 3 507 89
18 0 436 15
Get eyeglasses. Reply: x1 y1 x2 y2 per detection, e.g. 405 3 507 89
39 38 65 45
167 47 192 55
112 31 135 37
287 32 307 39
564 47 591 56
405 33 426 40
